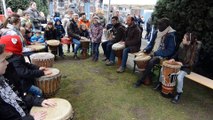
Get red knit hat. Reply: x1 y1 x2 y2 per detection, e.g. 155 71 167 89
0 35 23 55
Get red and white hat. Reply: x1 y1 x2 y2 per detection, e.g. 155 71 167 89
0 35 23 55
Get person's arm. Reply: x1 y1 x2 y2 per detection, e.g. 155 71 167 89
38 36 45 43
154 33 176 57
12 56 44 78
112 26 125 43
96 26 103 41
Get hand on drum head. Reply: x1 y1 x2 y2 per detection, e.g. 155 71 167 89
168 59 175 63
39 67 47 71
44 70 52 75
41 99 57 107
31 111 47 120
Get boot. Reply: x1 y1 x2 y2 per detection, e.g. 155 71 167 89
171 92 182 104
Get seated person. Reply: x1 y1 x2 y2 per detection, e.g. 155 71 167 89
158 32 201 104
105 16 126 64
134 17 176 88
0 44 56 120
107 16 141 73
24 29 33 45
0 35 52 97
30 30 45 44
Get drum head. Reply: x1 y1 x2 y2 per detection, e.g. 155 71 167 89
163 61 182 69
38 68 60 80
30 98 73 120
46 40 60 46
30 52 55 60
112 42 125 50
134 55 151 61
27 44 45 51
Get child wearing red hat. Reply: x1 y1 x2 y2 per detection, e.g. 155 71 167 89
0 35 52 97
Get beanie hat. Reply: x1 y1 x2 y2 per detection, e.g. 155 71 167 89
0 35 23 55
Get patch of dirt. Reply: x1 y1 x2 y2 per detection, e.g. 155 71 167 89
129 106 149 120
71 79 93 96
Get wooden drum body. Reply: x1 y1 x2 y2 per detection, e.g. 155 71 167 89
134 54 151 71
30 98 74 120
112 42 125 66
35 68 61 98
46 40 60 56
80 39 90 59
30 52 55 67
161 61 181 96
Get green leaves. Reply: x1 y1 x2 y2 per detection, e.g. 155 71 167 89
152 0 213 78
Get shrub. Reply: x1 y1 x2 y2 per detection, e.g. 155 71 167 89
152 0 213 78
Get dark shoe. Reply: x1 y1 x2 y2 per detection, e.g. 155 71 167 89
102 57 107 61
105 61 115 66
171 93 182 104
153 82 162 91
133 80 142 88
116 67 125 73
73 55 80 60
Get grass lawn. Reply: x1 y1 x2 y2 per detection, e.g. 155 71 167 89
53 54 213 120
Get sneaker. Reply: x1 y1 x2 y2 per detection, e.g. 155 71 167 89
105 61 115 66
171 93 181 104
116 66 125 73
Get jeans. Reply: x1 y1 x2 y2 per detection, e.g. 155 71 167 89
92 42 100 59
105 41 113 59
101 41 110 57
72 38 81 55
109 47 130 68
176 71 187 93
28 85 42 97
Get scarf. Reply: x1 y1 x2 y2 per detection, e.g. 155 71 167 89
0 76 26 117
153 26 175 52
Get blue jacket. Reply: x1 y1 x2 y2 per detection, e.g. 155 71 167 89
30 35 45 43
144 30 176 58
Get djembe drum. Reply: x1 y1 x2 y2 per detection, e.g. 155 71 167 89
112 42 125 66
61 37 72 45
26 44 46 52
35 68 61 98
134 53 151 71
46 40 60 56
80 38 90 59
30 52 55 67
161 61 182 96
30 98 74 120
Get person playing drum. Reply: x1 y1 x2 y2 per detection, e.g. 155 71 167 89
104 16 126 64
107 16 141 73
160 32 200 104
0 44 56 120
0 35 52 97
133 18 176 87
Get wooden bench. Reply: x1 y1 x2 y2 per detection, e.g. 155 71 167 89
185 72 213 89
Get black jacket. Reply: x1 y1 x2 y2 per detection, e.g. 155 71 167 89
67 19 81 40
125 23 141 53
111 23 126 44
0 75 44 120
44 28 57 40
4 54 44 92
